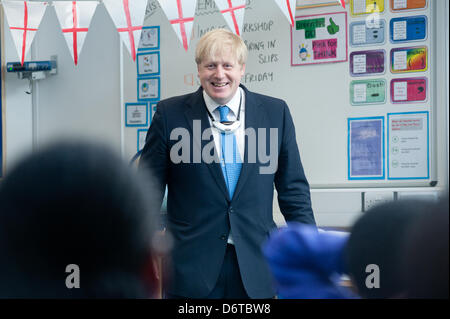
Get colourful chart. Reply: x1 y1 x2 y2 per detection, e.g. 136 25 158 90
390 46 427 73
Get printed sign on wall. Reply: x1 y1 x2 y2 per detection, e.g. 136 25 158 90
350 50 385 76
350 79 386 105
291 12 348 66
348 117 385 180
390 46 427 73
137 77 160 101
138 26 160 51
387 112 429 179
390 0 427 11
390 77 427 103
125 102 148 127
350 0 385 16
137 52 160 76
390 15 427 43
350 19 386 46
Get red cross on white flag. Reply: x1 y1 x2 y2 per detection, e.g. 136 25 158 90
215 0 246 36
2 1 48 65
103 0 147 61
54 1 98 66
273 0 296 26
158 0 197 51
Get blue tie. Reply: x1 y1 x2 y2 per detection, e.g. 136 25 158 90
218 106 242 199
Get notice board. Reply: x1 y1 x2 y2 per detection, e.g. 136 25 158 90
122 0 443 189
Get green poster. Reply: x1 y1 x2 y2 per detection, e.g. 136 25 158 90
350 79 386 105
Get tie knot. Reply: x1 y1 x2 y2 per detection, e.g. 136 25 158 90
218 105 230 122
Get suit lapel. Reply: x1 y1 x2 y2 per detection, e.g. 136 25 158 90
232 85 263 202
184 88 230 200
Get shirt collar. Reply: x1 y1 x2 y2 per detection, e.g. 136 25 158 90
203 87 242 119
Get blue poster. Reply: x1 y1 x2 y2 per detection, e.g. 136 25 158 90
348 117 385 180
390 16 427 43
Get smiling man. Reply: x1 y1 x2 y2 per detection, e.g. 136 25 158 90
139 29 315 299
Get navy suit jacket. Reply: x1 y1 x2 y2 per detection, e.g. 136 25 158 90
139 85 315 298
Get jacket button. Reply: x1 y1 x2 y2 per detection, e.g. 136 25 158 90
229 207 234 213
220 235 227 240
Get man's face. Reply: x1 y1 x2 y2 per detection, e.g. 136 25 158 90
197 48 245 105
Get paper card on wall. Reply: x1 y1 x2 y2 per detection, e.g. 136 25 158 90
393 81 408 101
350 79 386 105
137 129 147 151
350 0 384 16
350 50 385 76
137 77 160 101
392 21 407 40
390 46 427 73
391 0 427 11
54 1 98 66
393 0 407 9
103 0 147 61
388 112 429 179
352 54 366 73
2 1 48 65
352 24 366 44
291 12 348 66
138 26 160 51
391 78 427 103
137 52 160 76
214 0 246 35
390 16 427 43
348 117 385 179
353 83 367 103
125 102 148 127
393 50 407 70
273 0 296 26
350 20 385 46
158 0 197 51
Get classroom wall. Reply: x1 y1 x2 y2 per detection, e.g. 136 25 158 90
3 1 449 227
3 2 121 170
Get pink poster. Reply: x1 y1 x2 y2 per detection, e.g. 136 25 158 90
391 78 427 103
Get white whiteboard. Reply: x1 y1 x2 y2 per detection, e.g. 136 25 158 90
123 0 442 189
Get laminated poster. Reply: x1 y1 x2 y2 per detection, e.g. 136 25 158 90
389 15 427 43
125 102 148 127
137 77 160 101
387 112 429 179
348 117 385 180
390 46 427 73
350 50 385 76
390 77 427 103
390 0 427 12
350 19 386 47
350 0 385 16
350 79 386 105
291 12 348 66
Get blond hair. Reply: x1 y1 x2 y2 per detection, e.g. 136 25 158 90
195 29 248 65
